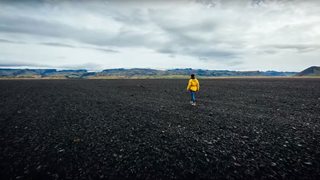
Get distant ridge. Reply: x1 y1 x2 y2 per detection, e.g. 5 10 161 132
0 68 298 79
296 66 320 76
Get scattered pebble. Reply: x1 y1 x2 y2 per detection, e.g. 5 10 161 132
36 165 42 171
234 162 241 167
58 149 65 153
303 162 312 166
2 79 320 179
73 138 81 143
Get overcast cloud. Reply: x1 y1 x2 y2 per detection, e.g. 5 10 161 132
0 0 319 71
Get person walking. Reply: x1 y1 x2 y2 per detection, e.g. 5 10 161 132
186 74 200 106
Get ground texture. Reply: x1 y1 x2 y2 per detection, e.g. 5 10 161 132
0 79 319 179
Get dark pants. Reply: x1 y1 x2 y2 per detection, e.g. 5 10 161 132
190 91 196 102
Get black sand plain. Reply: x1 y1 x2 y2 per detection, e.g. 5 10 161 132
0 79 319 179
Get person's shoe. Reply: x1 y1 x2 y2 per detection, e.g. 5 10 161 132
192 102 196 106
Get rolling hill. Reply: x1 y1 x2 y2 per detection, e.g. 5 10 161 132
0 68 298 78
296 66 320 76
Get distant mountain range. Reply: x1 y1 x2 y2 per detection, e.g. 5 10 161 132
0 67 317 79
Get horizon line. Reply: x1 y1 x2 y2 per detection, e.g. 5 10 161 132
0 66 307 72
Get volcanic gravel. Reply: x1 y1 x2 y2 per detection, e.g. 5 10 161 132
0 79 319 179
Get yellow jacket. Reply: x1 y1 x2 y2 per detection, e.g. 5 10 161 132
187 79 200 92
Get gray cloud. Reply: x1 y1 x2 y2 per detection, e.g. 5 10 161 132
272 44 320 52
0 37 120 54
0 15 110 45
158 46 239 59
0 13 161 50
0 60 102 71
40 42 76 48
0 10 228 60
91 48 119 53
0 38 25 44
195 0 218 7
226 60 243 67
0 1 236 55
149 10 241 60
263 44 320 53
39 42 119 53
56 63 102 70
0 0 319 71
191 48 239 59
0 38 15 43
0 61 48 67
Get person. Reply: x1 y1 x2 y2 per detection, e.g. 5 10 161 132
186 74 200 106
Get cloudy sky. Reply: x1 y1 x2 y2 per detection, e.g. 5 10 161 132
0 0 319 71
